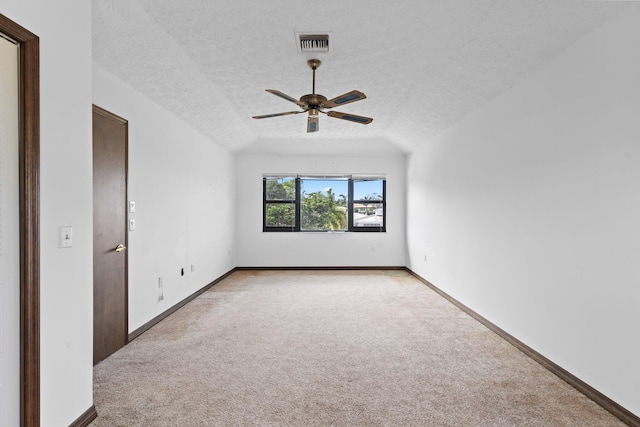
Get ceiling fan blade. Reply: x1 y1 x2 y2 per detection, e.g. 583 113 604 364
322 90 367 108
252 111 304 119
266 89 307 107
326 111 373 125
307 115 319 133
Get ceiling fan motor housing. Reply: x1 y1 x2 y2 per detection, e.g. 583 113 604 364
299 93 327 108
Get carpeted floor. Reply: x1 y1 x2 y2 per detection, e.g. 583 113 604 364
91 270 625 426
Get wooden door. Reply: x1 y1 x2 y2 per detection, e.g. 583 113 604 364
93 105 128 365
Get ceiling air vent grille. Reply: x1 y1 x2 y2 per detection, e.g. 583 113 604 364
297 33 330 53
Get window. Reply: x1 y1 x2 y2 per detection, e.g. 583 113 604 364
264 177 296 231
300 178 348 231
352 179 385 230
263 175 386 232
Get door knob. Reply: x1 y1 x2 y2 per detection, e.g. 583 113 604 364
115 244 127 253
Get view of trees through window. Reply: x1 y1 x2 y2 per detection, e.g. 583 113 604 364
265 177 296 228
264 176 385 232
300 179 348 231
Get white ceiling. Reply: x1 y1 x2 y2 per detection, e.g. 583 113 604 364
93 0 631 156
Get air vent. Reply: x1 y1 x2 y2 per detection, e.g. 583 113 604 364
296 33 330 54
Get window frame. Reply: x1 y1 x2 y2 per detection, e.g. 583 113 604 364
262 175 386 233
262 176 299 232
299 176 349 232
349 178 386 233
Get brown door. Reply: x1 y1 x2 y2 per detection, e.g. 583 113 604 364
93 105 128 365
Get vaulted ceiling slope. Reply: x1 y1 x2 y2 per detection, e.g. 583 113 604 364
93 0 630 156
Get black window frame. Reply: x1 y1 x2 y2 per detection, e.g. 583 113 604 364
349 178 386 233
263 176 299 232
263 175 386 233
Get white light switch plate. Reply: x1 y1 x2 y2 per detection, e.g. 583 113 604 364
129 200 136 213
59 226 72 248
129 219 136 231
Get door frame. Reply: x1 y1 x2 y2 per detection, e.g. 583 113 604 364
0 13 40 427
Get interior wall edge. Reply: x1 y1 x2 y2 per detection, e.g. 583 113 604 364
67 405 97 427
406 268 640 426
127 268 238 342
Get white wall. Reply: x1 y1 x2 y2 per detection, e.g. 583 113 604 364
407 10 640 416
93 65 237 332
2 1 93 425
236 153 407 267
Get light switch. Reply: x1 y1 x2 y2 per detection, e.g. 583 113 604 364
129 200 136 213
129 219 136 231
59 226 72 248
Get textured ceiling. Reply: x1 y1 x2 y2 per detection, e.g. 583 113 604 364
93 0 631 155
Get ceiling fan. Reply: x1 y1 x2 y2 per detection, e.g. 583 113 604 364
252 59 373 133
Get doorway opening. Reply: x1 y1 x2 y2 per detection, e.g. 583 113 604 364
0 13 40 427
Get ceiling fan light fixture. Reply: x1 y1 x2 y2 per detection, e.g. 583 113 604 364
252 57 373 132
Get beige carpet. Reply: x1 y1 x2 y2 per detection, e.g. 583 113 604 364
91 270 624 426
